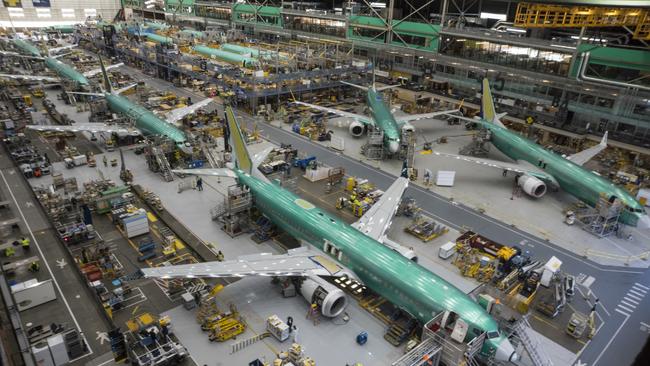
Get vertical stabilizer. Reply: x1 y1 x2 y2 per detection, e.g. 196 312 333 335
481 78 496 123
481 78 506 127
225 106 253 174
98 56 113 93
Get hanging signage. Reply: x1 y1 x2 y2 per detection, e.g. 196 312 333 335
32 0 50 7
3 0 23 7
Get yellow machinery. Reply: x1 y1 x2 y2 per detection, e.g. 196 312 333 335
23 95 32 107
208 304 245 342
515 3 649 40
30 87 44 97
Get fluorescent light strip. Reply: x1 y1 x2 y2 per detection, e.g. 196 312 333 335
480 12 507 20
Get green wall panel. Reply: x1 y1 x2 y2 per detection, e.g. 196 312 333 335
348 16 440 52
570 44 650 77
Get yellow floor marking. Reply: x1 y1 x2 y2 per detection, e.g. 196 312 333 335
532 314 559 331
146 211 158 222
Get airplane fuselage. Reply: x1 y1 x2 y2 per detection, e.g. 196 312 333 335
44 57 90 86
105 93 188 146
483 121 647 226
234 168 511 358
366 88 401 153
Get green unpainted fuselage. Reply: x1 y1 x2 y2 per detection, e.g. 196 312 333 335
366 88 402 153
145 33 174 45
231 168 509 358
192 45 259 68
12 39 89 86
482 121 647 226
105 93 187 146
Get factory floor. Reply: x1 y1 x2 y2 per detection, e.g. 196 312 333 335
266 117 650 268
0 144 105 364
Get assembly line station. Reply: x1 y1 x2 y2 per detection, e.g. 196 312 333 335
0 1 649 366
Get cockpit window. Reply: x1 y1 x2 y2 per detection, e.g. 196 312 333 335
487 330 500 339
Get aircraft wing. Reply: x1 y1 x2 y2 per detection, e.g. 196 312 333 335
293 101 373 125
173 168 239 179
395 108 461 126
48 44 77 56
27 123 137 135
164 98 214 124
0 73 60 82
0 50 22 57
431 150 558 185
352 177 408 242
566 132 608 166
140 247 347 279
82 62 124 78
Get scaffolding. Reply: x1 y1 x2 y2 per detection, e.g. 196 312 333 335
144 138 175 182
459 128 491 157
362 129 385 160
211 184 253 237
575 194 623 238
515 3 648 40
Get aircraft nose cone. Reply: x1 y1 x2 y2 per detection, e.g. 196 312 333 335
494 339 517 362
637 214 650 230
388 141 400 153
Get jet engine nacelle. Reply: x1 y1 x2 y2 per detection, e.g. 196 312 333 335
401 123 415 133
299 276 348 318
348 121 365 137
518 175 547 198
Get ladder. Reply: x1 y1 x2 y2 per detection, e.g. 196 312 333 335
512 317 554 366
230 332 271 354
153 147 174 182
391 337 442 366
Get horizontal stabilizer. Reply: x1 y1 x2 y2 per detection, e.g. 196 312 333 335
172 168 238 179
375 84 400 92
340 80 368 91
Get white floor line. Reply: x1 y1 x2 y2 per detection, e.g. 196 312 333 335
0 170 94 356
614 308 629 317
593 313 631 365
626 292 642 301
623 296 640 305
629 289 645 297
616 304 634 314
634 282 650 290
632 285 648 294
620 300 636 309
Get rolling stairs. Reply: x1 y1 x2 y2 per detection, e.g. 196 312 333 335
152 147 174 182
391 337 442 366
512 318 554 366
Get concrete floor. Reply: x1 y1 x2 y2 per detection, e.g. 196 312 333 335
268 116 650 268
14 61 645 365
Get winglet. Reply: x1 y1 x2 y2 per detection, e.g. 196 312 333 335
98 56 112 93
600 131 608 146
225 106 253 174
340 80 368 92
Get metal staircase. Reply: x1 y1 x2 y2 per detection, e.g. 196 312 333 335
391 337 442 366
512 317 554 366
153 147 174 182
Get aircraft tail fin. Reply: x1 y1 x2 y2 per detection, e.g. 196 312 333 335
225 106 253 174
481 78 506 128
98 56 113 93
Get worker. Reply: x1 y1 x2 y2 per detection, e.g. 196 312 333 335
103 155 107 167
4 246 15 257
29 261 40 272
21 237 30 251
216 250 224 261
196 177 203 191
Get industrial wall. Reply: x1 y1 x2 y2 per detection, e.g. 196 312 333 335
0 0 121 27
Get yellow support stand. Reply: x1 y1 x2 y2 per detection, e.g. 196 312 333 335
515 2 646 38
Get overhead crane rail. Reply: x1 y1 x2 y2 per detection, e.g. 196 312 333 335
515 2 649 40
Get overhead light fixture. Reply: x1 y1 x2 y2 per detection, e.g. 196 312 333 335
551 44 576 49
370 2 386 8
480 12 507 21
146 4 155 8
